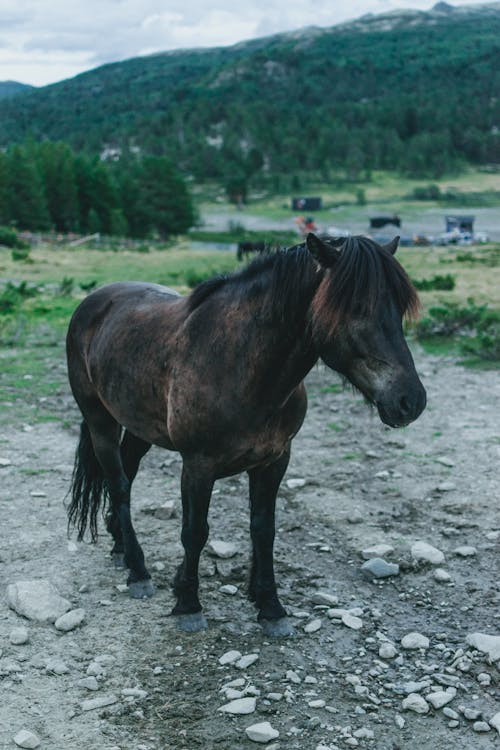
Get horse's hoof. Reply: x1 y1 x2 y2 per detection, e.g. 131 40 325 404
129 579 155 599
112 552 126 570
174 612 208 633
259 617 295 637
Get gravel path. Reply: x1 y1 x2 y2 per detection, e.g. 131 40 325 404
1 350 499 750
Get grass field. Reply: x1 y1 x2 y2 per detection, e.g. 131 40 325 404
1 177 499 428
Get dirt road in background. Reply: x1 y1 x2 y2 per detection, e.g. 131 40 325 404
1 350 499 750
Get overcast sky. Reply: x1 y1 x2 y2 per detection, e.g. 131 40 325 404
0 0 490 87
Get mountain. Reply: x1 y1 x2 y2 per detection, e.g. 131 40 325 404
0 3 499 181
0 81 34 100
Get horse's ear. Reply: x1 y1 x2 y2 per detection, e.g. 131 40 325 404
306 233 341 267
383 236 400 255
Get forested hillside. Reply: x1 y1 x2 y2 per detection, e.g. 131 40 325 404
0 3 499 190
0 81 34 100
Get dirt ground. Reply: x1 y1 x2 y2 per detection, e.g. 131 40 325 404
1 348 499 750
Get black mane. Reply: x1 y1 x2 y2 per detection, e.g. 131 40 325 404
187 236 419 327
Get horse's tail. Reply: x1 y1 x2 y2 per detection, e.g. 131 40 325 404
67 421 108 542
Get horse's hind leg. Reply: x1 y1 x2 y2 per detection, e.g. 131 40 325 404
107 430 151 570
172 458 214 632
82 404 154 599
248 450 294 637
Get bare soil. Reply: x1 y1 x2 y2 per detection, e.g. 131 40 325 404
1 349 499 750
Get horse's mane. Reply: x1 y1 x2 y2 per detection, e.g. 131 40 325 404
188 236 420 330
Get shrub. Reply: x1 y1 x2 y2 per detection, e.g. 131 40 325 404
0 281 39 314
0 225 28 249
412 274 455 291
412 184 441 200
416 299 486 338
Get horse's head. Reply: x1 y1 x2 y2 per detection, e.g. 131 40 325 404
307 233 426 428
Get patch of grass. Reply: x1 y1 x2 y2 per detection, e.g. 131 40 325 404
321 383 343 394
412 274 455 291
328 422 344 432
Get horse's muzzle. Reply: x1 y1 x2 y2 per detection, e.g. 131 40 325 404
376 383 427 428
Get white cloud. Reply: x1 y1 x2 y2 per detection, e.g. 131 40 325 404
0 0 492 86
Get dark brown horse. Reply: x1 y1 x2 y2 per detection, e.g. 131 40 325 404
66 233 426 636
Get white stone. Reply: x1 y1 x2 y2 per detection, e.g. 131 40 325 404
489 712 500 735
477 672 491 686
436 482 456 492
454 546 477 557
436 456 455 467
6 580 71 622
402 694 430 714
286 478 306 489
379 642 397 659
361 544 394 559
342 613 363 630
311 592 339 606
426 688 456 709
308 699 326 708
304 618 322 633
78 676 99 691
394 715 405 729
327 608 349 619
466 633 500 662
54 608 85 632
266 692 282 701
219 697 256 715
245 721 279 743
0 457 12 467
411 541 445 565
13 730 40 749
30 490 47 498
46 658 69 675
219 584 238 595
219 650 242 665
401 632 429 650
434 568 451 582
236 653 259 669
207 540 238 558
473 722 491 733
122 687 148 699
286 670 301 684
9 626 29 645
353 728 374 739
81 694 118 711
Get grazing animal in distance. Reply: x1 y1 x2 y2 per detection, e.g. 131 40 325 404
66 233 426 636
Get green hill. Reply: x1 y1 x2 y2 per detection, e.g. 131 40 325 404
0 81 34 100
0 2 499 182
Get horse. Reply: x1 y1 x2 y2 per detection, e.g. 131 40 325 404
66 232 426 636
236 240 268 261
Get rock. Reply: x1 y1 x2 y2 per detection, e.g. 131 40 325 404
401 632 429 650
436 456 455 467
6 580 71 622
477 672 491 686
236 654 259 669
78 677 99 691
54 608 85 632
30 490 47 498
353 728 374 739
379 642 397 659
13 730 40 749
454 546 477 557
207 540 238 559
286 670 301 684
347 510 364 524
81 694 119 711
361 544 394 559
304 619 322 633
9 626 29 645
286 478 306 489
434 568 451 582
361 558 399 579
426 688 456 709
219 697 256 715
308 699 326 708
394 715 405 729
411 542 445 565
448 720 459 728
393 681 429 696
466 632 500 662
245 721 279 743
490 712 500 735
473 722 491 733
375 470 390 479
46 658 69 675
266 692 282 701
462 708 482 721
219 584 238 595
342 613 363 630
436 481 456 492
122 687 148 699
219 650 242 665
443 708 459 720
311 592 339 606
0 457 12 467
402 694 430 714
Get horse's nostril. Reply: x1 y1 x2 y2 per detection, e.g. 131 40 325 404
400 396 411 415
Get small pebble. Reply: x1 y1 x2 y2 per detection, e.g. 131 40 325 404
245 721 279 743
304 618 322 634
402 693 429 714
434 568 451 583
379 642 397 659
411 541 445 565
78 676 99 691
401 632 429 650
426 688 456 709
236 653 259 669
219 650 242 665
311 592 339 606
286 478 306 489
219 584 238 595
308 699 326 708
454 546 477 557
81 694 118 712
218 697 256 715
9 627 29 645
473 722 491 733
490 712 500 735
207 540 238 559
13 730 40 749
361 558 399 579
342 613 363 630
54 608 85 632
436 481 456 492
361 544 394 560
46 658 69 675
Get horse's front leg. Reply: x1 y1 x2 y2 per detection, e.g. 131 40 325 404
172 459 214 632
248 449 294 637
